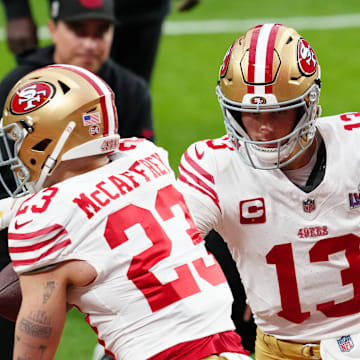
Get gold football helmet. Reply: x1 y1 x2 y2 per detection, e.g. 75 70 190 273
216 23 321 169
0 64 119 196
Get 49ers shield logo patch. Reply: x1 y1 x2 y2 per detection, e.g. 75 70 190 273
10 82 55 114
297 38 317 76
219 42 234 78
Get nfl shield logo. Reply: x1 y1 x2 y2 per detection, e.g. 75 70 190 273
303 199 315 213
337 336 354 352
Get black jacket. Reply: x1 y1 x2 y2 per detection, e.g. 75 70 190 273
115 0 171 24
2 0 170 24
0 45 155 142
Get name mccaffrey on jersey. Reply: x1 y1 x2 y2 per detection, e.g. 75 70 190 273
73 152 172 219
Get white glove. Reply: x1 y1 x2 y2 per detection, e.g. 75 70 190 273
321 334 360 359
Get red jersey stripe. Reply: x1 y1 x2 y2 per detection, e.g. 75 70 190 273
178 173 221 213
183 150 215 184
8 223 64 240
11 239 71 266
9 229 67 253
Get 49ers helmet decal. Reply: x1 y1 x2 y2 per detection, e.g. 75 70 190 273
0 64 119 196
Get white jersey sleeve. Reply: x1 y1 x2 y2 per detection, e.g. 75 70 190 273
8 138 236 360
177 136 234 238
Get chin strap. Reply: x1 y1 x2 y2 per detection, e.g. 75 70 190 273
27 121 76 193
302 137 326 193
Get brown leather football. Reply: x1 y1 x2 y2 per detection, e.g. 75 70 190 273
0 262 21 322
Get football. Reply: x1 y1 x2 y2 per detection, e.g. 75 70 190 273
0 262 21 322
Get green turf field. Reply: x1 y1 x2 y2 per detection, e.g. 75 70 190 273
1 0 360 358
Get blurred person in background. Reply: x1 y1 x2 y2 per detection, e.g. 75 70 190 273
0 0 154 141
1 0 201 83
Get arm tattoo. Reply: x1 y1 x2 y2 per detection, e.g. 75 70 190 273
42 281 56 304
15 346 47 359
19 312 52 339
15 335 48 359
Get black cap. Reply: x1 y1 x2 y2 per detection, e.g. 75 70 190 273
51 0 117 24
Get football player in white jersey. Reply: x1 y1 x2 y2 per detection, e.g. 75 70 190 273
0 65 252 360
177 23 360 360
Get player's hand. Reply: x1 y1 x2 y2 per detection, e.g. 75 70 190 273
6 17 38 55
177 0 200 12
0 197 20 230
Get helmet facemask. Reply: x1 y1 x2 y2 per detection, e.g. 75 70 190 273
218 83 321 170
0 121 30 197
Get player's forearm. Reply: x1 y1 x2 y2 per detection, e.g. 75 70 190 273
13 309 58 359
13 274 67 359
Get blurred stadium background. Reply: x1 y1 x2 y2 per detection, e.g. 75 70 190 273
1 0 360 358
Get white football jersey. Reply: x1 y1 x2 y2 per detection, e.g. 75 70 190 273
8 138 235 360
177 113 360 342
